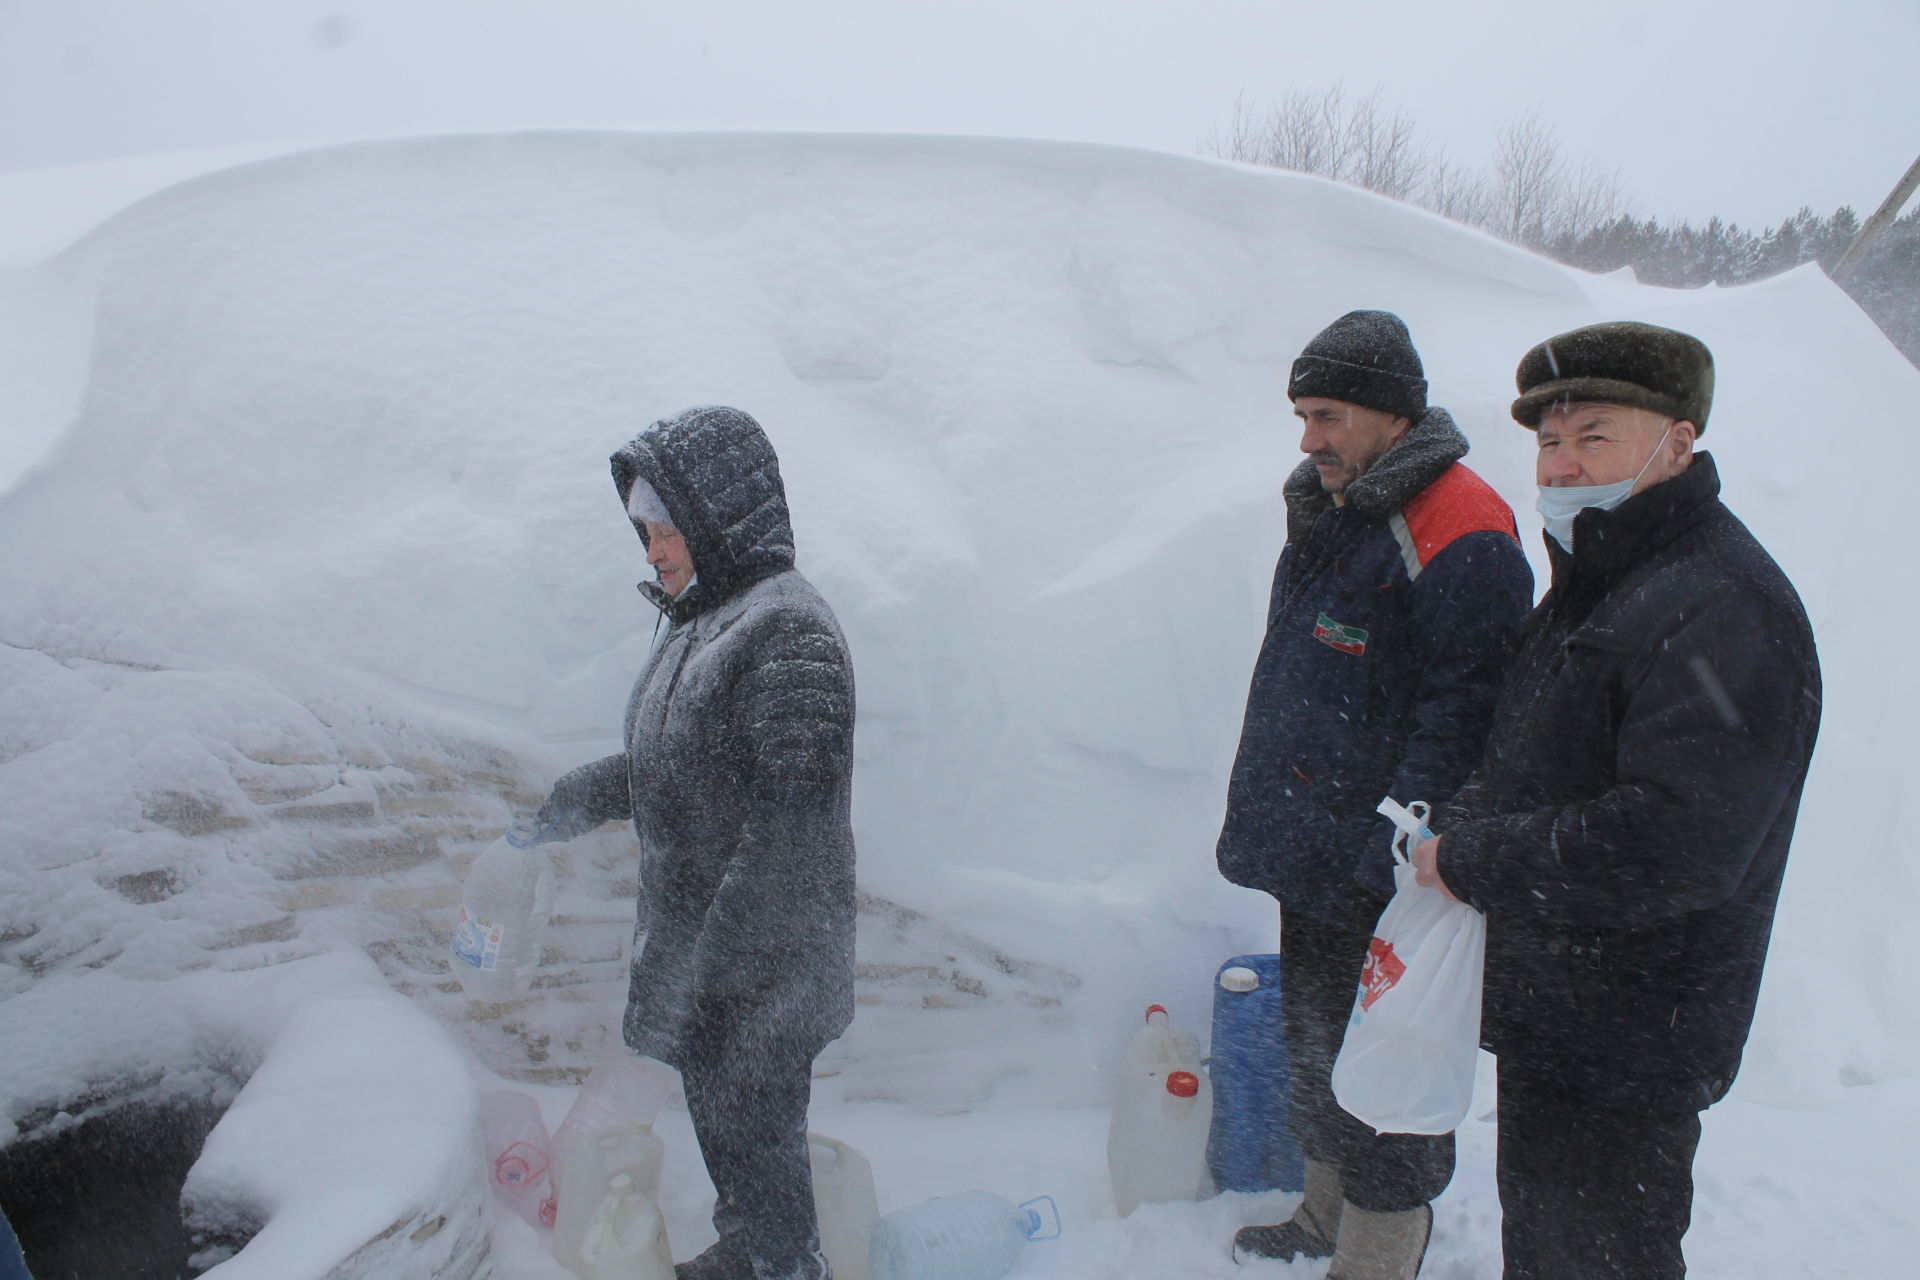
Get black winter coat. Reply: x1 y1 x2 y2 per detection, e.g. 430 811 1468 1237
1435 453 1820 1114
1217 409 1533 925
547 406 856 1067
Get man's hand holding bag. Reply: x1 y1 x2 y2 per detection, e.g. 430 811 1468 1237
1330 798 1486 1135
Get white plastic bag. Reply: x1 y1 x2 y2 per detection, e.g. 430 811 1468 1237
1330 799 1485 1135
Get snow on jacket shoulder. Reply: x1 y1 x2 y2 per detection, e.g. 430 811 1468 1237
576 407 856 1066
1216 407 1532 926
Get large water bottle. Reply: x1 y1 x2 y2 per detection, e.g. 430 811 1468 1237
572 1174 674 1280
479 1090 556 1231
553 1124 667 1274
451 819 556 1002
1107 1004 1213 1215
551 1050 678 1275
1205 955 1304 1194
550 1048 678 1177
809 1133 879 1280
868 1191 1060 1280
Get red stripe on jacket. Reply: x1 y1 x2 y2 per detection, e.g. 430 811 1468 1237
1400 463 1520 566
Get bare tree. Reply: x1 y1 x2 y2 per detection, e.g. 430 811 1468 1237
1494 110 1563 245
1419 153 1499 232
1343 90 1424 200
1204 83 1430 200
1556 161 1629 244
1205 92 1629 252
1202 94 1270 171
1260 85 1347 177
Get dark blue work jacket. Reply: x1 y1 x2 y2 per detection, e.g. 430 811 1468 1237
1217 408 1532 926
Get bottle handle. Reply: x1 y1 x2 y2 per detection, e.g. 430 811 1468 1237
505 817 560 850
1018 1195 1061 1241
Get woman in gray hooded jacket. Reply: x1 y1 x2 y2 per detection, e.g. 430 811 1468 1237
537 405 856 1280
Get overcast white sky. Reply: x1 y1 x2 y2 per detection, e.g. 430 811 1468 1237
1 0 1915 229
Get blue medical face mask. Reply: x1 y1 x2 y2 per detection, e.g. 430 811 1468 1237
1535 424 1674 551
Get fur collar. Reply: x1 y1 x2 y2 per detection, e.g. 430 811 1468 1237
1283 406 1469 545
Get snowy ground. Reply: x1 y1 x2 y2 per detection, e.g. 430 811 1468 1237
1 132 1916 1277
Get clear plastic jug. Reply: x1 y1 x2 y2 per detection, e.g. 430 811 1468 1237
551 1049 678 1275
479 1089 556 1231
553 1124 666 1274
809 1133 880 1280
451 820 555 1002
550 1048 678 1180
868 1191 1060 1280
572 1173 674 1280
1107 1004 1213 1215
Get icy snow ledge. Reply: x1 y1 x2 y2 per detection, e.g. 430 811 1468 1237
180 952 486 1280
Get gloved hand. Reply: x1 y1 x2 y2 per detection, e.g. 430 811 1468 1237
534 754 629 842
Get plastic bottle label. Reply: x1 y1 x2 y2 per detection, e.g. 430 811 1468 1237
454 906 504 972
495 1141 550 1188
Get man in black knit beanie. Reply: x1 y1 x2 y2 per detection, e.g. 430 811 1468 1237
1218 311 1532 1279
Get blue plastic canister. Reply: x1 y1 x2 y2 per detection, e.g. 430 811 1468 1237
1205 954 1304 1193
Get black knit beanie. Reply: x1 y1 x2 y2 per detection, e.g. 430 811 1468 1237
1511 321 1714 433
1288 310 1428 421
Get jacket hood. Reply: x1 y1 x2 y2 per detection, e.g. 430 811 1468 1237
610 405 797 618
1283 405 1468 544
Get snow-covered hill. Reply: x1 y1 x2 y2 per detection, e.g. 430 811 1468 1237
1 132 1914 1277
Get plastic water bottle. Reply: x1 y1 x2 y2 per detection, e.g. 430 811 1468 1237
868 1191 1060 1280
1206 957 1304 1194
809 1133 880 1280
553 1124 667 1273
550 1048 678 1179
451 819 556 1002
552 1050 678 1275
1107 1004 1213 1215
573 1174 674 1280
479 1090 557 1231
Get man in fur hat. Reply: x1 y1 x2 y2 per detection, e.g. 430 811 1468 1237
1414 322 1821 1278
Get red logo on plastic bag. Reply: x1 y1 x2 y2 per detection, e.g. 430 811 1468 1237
1359 938 1406 1011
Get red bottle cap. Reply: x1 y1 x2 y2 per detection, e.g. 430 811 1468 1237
1144 1004 1169 1023
1166 1071 1200 1098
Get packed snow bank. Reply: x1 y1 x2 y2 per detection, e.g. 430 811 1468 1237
0 953 484 1278
183 954 484 1279
1 132 1916 1275
0 145 313 269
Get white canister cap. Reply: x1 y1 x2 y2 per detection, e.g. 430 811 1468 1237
1219 966 1260 993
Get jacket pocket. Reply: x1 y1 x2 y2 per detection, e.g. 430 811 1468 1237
1558 922 1687 1055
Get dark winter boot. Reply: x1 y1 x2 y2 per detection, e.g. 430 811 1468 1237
675 1232 753 1280
1325 1201 1432 1280
1232 1159 1342 1263
755 1249 831 1280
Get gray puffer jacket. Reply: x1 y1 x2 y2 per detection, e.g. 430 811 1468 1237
545 406 856 1066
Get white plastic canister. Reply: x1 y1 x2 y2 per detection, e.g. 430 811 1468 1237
809 1132 880 1280
572 1173 674 1280
1107 1003 1213 1215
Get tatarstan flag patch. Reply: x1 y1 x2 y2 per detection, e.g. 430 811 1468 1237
1313 612 1369 656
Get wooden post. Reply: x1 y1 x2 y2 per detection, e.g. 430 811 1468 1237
1832 153 1920 283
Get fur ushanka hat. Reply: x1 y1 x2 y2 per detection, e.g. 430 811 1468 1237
1511 321 1715 433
